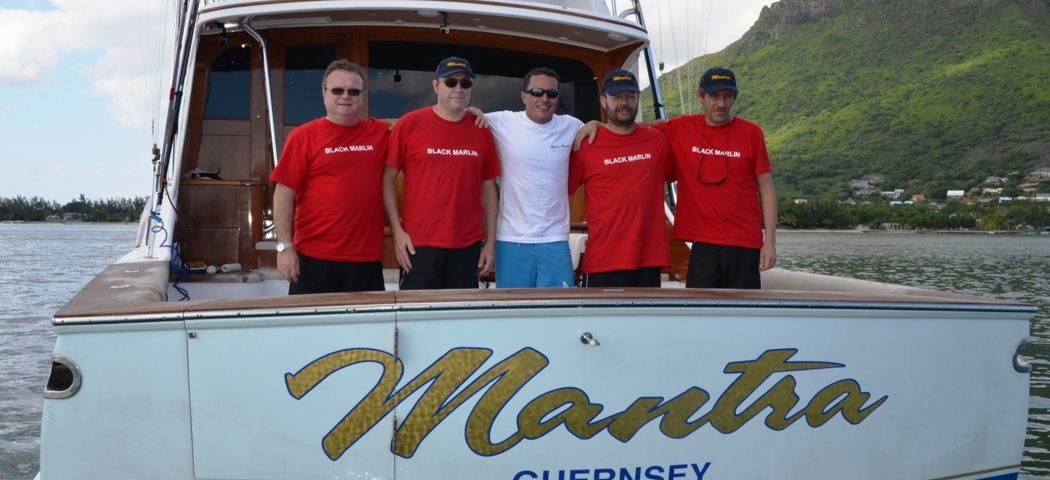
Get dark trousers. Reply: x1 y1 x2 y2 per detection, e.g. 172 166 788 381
582 267 662 288
289 253 384 295
686 242 761 289
399 243 482 290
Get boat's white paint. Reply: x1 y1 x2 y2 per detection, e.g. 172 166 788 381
39 323 194 480
39 303 1028 479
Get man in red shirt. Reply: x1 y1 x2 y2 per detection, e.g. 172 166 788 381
383 56 501 289
270 60 390 294
654 67 778 289
569 69 671 287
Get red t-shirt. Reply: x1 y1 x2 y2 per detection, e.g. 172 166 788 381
385 107 501 248
270 117 389 262
569 125 672 274
654 116 772 249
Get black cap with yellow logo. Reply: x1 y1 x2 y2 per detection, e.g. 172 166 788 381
435 56 474 78
699 67 738 93
602 69 640 96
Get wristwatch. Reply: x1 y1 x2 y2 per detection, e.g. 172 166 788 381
275 242 293 253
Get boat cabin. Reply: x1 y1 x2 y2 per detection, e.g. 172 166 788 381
172 0 652 280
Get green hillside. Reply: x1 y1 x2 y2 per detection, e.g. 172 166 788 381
644 0 1050 200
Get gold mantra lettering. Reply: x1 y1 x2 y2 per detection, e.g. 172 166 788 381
285 348 886 460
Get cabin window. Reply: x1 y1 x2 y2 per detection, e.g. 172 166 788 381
203 46 251 119
283 43 337 125
367 41 600 121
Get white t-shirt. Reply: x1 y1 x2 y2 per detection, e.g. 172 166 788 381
488 111 583 243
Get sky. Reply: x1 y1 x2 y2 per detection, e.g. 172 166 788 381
0 0 775 202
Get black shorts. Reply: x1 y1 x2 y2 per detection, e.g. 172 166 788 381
399 243 482 290
685 242 761 289
582 267 662 288
289 253 384 295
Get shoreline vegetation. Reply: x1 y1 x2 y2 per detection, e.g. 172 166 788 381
0 195 147 223
776 198 1050 233
3 195 1047 233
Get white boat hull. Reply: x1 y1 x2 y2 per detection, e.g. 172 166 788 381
40 286 1031 480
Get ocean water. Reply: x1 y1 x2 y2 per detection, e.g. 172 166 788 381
0 224 1047 478
0 223 139 479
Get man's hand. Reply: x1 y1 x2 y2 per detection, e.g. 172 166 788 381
393 229 416 272
277 249 299 283
477 241 495 276
573 120 602 150
467 106 489 128
759 243 777 271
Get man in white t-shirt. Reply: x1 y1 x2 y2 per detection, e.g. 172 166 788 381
477 67 583 288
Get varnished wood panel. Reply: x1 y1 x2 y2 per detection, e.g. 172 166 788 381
198 133 251 180
181 227 240 267
177 183 265 269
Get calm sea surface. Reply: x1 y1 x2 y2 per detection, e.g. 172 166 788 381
1 224 1048 479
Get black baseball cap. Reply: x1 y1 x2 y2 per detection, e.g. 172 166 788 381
602 69 640 96
699 67 738 93
435 56 474 78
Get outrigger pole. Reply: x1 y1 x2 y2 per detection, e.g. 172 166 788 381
145 0 199 259
617 0 676 214
618 0 667 121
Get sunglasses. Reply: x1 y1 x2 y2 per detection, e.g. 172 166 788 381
328 87 364 97
442 77 474 89
524 87 559 99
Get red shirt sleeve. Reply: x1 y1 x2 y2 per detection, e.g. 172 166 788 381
384 115 409 171
480 127 501 180
568 149 584 195
270 125 309 190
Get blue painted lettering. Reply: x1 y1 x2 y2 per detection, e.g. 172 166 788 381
513 462 711 480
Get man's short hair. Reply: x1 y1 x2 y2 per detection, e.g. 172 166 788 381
522 67 560 91
322 60 367 89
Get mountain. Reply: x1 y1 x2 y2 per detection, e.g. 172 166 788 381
645 0 1050 200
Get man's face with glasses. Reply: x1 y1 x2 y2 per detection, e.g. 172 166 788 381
520 74 559 124
434 73 474 113
322 70 365 125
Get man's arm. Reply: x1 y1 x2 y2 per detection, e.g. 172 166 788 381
273 184 299 283
572 120 603 150
477 178 498 276
466 106 490 128
757 172 777 271
383 166 414 271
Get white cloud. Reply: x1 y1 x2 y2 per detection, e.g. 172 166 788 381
86 46 162 128
0 9 62 84
1 104 16 119
637 0 775 70
0 0 175 126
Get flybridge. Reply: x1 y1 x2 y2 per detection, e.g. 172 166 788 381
200 0 612 14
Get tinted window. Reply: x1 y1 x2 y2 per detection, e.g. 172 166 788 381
284 44 336 125
204 46 251 119
367 41 598 120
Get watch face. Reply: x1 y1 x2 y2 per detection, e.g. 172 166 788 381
277 243 288 252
